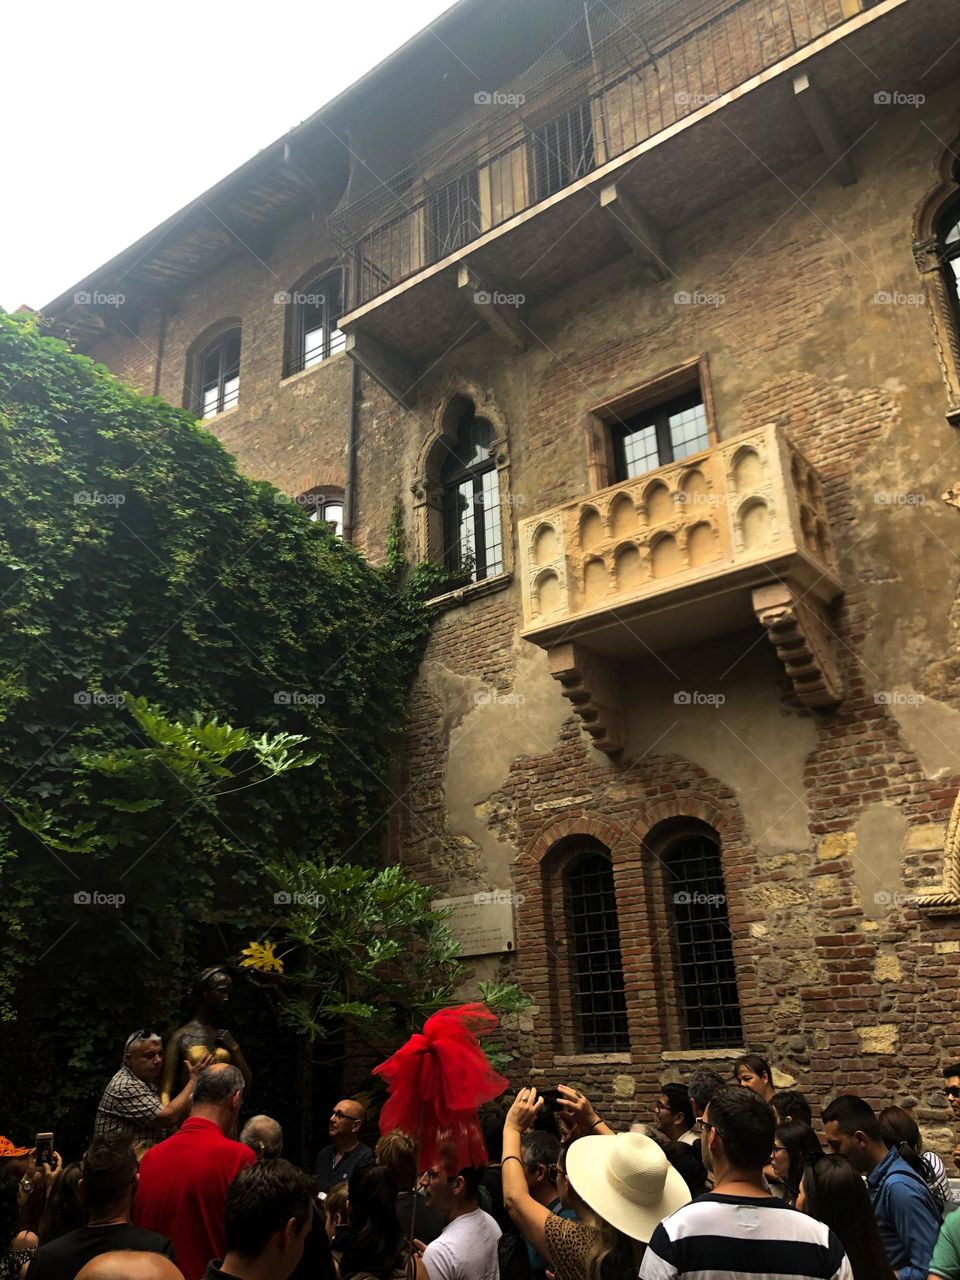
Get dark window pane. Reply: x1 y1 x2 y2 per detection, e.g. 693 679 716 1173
612 389 707 481
565 845 629 1054
664 834 742 1049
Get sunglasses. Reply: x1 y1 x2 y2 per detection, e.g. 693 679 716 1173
124 1029 160 1051
945 1087 960 1099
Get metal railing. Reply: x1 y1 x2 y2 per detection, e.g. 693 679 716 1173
336 0 854 309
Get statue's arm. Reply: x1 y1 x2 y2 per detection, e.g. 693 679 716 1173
220 1030 253 1092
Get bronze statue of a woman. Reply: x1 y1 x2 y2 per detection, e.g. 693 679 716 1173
160 965 253 1105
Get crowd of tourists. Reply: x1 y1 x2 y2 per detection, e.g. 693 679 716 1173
6 1035 960 1280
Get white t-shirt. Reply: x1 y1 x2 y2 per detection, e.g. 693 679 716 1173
422 1208 501 1280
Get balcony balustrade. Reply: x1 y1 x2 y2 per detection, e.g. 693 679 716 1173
516 425 844 751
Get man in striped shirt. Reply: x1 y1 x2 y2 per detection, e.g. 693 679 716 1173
639 1086 852 1280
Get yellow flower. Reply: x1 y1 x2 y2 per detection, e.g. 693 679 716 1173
240 940 284 974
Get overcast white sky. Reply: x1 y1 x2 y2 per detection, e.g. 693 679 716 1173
0 0 456 312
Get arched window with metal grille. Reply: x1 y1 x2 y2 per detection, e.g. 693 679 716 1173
662 829 742 1049
564 842 629 1054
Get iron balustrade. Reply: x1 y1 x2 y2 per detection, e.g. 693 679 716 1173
336 0 851 309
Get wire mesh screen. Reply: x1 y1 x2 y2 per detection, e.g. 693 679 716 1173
566 847 629 1053
664 834 742 1049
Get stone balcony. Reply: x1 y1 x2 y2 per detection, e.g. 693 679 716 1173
517 425 844 752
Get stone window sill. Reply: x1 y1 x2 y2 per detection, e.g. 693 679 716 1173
279 351 347 388
553 1053 632 1066
195 404 240 425
427 571 513 612
661 1048 744 1062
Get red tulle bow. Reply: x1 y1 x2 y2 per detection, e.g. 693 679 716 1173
374 1002 508 1173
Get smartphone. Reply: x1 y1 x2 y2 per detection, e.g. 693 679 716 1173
34 1133 54 1168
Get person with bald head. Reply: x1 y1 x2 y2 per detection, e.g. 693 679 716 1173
312 1100 372 1193
75 1251 184 1280
133 1065 255 1280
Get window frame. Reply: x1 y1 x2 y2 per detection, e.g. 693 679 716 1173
285 269 345 378
440 412 504 583
195 328 241 420
528 97 597 204
563 843 630 1055
649 820 743 1052
585 354 717 492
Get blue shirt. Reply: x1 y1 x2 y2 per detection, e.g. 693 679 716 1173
867 1146 941 1280
312 1140 373 1192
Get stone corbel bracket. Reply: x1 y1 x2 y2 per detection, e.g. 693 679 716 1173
548 641 624 754
751 583 843 708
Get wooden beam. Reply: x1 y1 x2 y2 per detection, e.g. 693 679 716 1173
599 182 672 282
793 71 857 188
456 263 527 353
344 330 417 410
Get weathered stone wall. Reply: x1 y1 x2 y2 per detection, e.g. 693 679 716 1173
83 80 960 1147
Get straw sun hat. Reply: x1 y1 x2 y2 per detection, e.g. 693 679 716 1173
564 1131 691 1243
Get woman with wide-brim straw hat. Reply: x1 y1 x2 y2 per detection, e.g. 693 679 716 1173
500 1088 690 1280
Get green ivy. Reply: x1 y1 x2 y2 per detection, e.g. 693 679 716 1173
0 312 498 1146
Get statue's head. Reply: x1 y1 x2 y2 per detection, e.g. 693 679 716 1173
195 965 233 1013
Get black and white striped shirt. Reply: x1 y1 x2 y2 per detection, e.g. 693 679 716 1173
638 1193 853 1280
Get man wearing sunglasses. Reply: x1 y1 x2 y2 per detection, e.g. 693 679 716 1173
95 1030 212 1147
312 1100 372 1193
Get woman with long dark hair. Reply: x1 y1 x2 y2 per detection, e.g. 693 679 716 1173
767 1122 822 1205
340 1163 420 1280
879 1104 955 1212
798 1153 895 1280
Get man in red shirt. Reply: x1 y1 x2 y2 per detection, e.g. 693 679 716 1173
134 1065 255 1280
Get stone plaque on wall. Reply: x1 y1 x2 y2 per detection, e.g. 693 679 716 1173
432 892 516 956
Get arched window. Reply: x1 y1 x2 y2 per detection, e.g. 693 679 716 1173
661 828 742 1049
441 410 503 581
195 328 241 419
565 842 629 1053
307 491 344 537
285 269 344 376
938 200 960 331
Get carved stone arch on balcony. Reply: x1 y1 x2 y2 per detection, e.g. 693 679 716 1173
912 130 960 425
412 380 513 570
